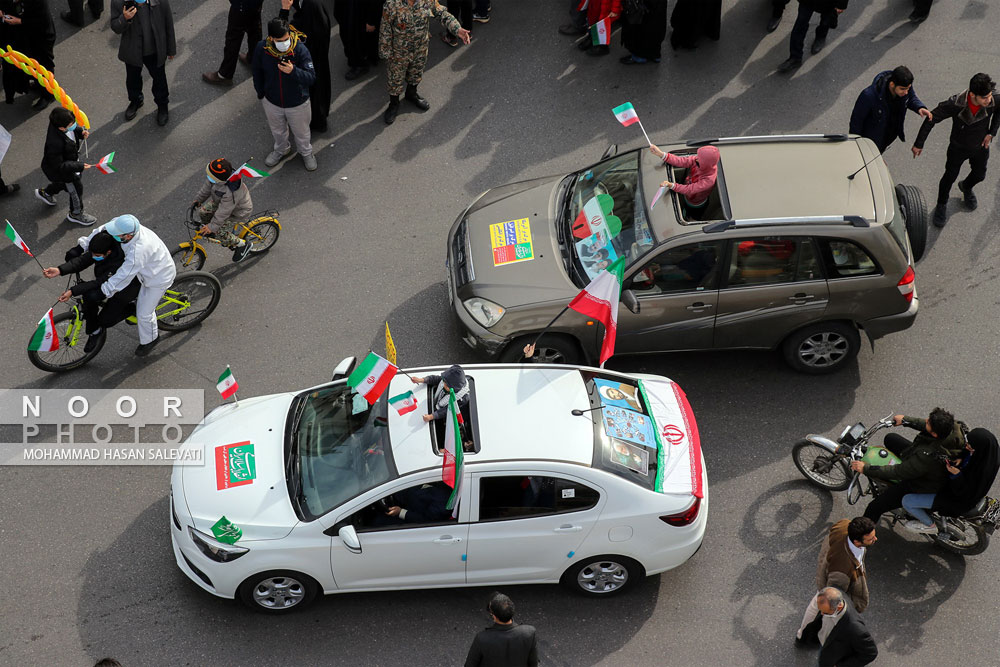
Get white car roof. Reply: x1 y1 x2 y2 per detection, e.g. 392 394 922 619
388 365 596 475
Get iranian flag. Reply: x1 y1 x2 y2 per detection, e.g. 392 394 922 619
229 162 270 182
27 308 59 352
442 389 464 517
95 152 116 175
5 220 33 257
389 390 418 415
217 366 239 399
568 256 625 367
347 353 397 404
612 102 640 127
590 16 612 46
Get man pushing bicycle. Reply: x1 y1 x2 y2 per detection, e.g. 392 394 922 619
193 158 253 263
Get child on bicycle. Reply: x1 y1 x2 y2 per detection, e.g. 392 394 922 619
193 158 253 263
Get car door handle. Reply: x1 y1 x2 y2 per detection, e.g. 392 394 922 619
787 293 816 302
553 525 583 533
433 536 462 544
685 302 714 311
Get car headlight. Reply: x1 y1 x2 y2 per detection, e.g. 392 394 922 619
463 297 506 328
188 527 249 563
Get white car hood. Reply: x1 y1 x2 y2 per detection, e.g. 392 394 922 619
180 393 300 540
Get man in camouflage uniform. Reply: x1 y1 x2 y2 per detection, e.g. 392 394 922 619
378 0 470 124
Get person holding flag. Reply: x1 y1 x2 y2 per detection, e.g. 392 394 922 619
410 364 469 424
35 107 97 226
648 143 721 218
192 158 254 263
576 0 619 57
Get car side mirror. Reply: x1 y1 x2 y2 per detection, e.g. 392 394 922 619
621 289 640 314
339 525 362 554
601 144 618 160
332 356 357 382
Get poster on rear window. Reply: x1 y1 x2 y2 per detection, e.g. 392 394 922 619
594 378 642 411
607 439 650 475
602 406 655 448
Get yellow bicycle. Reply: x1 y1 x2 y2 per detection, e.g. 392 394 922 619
172 205 281 272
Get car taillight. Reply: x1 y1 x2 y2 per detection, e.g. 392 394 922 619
897 266 915 304
659 498 700 527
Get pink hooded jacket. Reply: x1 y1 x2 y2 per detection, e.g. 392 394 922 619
663 146 720 207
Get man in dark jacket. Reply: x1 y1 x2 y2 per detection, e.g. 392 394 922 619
35 107 97 226
465 593 538 667
42 231 141 352
334 0 382 81
279 0 334 132
110 0 177 126
778 0 847 73
202 0 263 85
851 408 966 522
912 72 999 227
252 17 318 170
850 66 932 153
815 588 877 667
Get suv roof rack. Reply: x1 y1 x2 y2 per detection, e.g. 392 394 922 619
687 134 850 147
702 215 870 233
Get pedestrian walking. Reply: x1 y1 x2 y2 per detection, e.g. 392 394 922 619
796 517 876 644
464 592 538 667
578 0 620 57
619 0 667 65
110 0 177 126
912 73 999 227
669 0 721 51
558 0 587 37
202 0 263 86
251 17 318 170
849 66 932 154
377 0 470 126
279 0 335 133
333 0 383 81
909 0 931 24
35 107 97 226
0 0 56 108
808 588 878 666
61 0 101 26
777 0 848 74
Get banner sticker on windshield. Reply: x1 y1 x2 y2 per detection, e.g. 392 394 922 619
490 218 534 266
215 441 256 490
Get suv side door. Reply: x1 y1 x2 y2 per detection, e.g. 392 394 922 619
713 236 829 349
616 240 725 353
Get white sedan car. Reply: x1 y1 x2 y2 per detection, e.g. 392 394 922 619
170 360 708 613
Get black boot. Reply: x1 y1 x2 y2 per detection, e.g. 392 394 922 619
384 95 400 125
405 84 430 111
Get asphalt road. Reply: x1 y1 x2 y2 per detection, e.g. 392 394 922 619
1 1 999 665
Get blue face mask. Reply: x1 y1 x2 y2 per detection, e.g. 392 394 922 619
92 253 106 261
66 122 78 132
135 0 147 4
207 174 220 184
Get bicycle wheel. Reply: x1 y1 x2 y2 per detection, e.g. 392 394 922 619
243 219 280 255
172 243 207 273
792 440 851 491
156 271 222 332
27 311 107 373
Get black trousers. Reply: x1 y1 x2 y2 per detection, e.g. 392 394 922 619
789 4 837 60
772 0 791 16
218 5 262 79
43 176 84 214
862 433 919 521
81 279 141 334
937 144 989 206
335 5 379 68
913 0 932 15
447 0 473 31
66 0 103 23
125 54 169 107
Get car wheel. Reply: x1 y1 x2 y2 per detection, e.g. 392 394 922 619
561 555 644 597
895 184 927 262
781 322 860 375
499 334 582 365
238 570 318 614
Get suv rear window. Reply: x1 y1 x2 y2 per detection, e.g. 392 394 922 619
821 239 881 278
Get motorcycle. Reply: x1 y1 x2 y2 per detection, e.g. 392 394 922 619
792 414 1000 556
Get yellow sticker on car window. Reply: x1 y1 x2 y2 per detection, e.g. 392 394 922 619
490 218 534 266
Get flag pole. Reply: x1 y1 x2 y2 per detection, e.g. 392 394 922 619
637 119 653 147
528 305 572 353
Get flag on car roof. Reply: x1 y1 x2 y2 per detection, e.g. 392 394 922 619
590 16 612 45
389 390 418 416
217 366 239 400
4 220 33 256
95 152 116 175
568 256 625 367
228 162 270 182
27 308 58 352
442 389 464 517
612 102 640 127
348 353 397 404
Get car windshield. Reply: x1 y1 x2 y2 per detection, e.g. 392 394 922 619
286 384 397 520
566 151 656 282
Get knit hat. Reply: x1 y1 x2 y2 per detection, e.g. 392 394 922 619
440 365 466 390
207 158 234 182
89 231 117 255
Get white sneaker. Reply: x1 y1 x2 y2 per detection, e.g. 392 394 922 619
264 148 293 167
66 211 97 226
904 519 937 534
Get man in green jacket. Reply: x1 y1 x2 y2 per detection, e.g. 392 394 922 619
851 408 966 522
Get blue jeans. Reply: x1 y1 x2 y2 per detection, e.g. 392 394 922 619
902 493 936 525
788 4 837 60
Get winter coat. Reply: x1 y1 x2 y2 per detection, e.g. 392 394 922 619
914 90 1000 151
194 179 253 231
849 70 927 153
58 242 127 296
663 147 719 207
933 428 1000 516
862 417 965 493
251 40 316 108
817 599 878 667
40 123 85 184
815 519 869 613
78 224 176 295
109 0 177 67
587 0 622 26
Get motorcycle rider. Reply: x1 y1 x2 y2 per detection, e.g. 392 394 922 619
850 408 967 522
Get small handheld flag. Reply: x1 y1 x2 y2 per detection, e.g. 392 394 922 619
229 162 270 182
650 185 666 209
347 353 398 405
590 16 612 46
217 366 239 400
389 391 418 416
27 308 59 352
612 101 652 146
95 152 116 174
442 389 465 516
5 220 33 257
